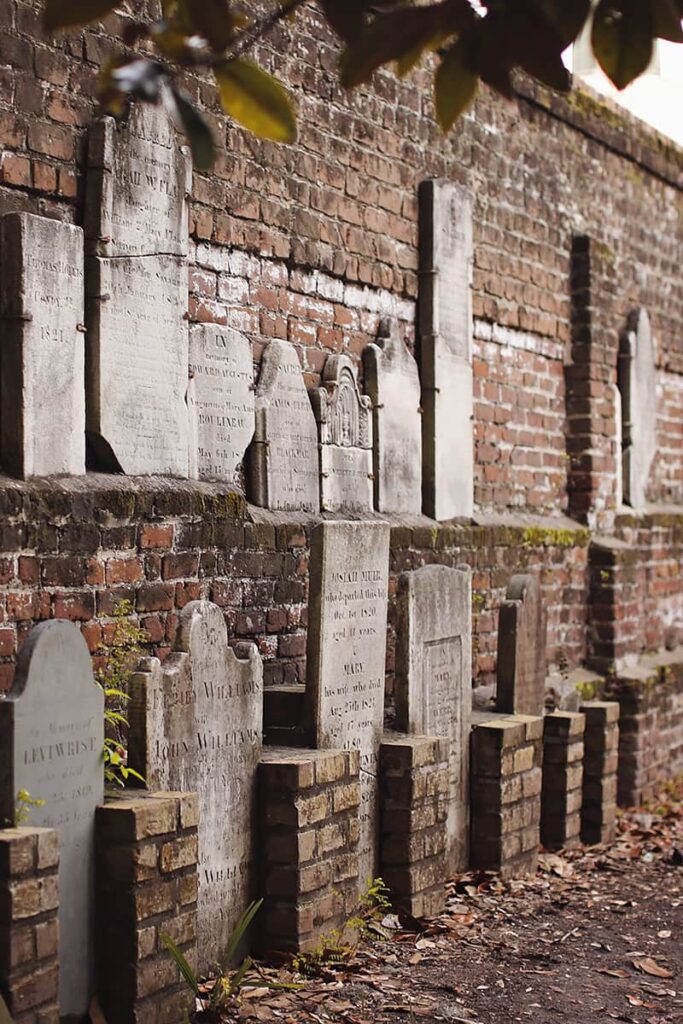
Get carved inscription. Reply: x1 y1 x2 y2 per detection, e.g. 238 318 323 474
188 326 254 482
249 339 319 512
129 602 262 971
308 522 390 887
86 255 189 476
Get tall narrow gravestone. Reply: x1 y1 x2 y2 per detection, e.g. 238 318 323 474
187 325 255 483
419 180 474 521
310 355 374 513
396 565 472 872
618 307 657 509
0 213 85 478
0 620 104 1020
496 574 547 717
85 102 191 476
128 601 263 971
248 339 320 512
307 521 390 888
363 319 422 514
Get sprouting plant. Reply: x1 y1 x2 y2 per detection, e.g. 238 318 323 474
161 899 263 1017
13 789 46 826
97 600 147 788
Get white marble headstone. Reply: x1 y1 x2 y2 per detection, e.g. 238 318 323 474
310 355 374 513
306 521 390 888
0 213 85 478
395 564 472 872
188 325 255 483
419 180 474 521
128 601 263 971
619 307 657 509
248 339 320 512
363 319 422 514
0 620 104 1019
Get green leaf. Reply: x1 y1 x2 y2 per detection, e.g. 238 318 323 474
215 59 296 143
534 0 592 45
221 898 263 967
434 41 478 130
592 0 654 89
165 86 216 169
510 12 571 91
188 0 237 51
320 0 367 42
650 0 683 40
43 0 118 31
160 932 201 996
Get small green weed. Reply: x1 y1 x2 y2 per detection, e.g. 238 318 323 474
97 600 147 788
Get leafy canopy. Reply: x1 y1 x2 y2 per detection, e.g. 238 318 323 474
43 0 683 166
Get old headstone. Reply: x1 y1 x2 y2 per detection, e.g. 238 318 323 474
419 180 474 521
363 319 422 514
247 339 320 512
310 355 373 513
128 601 263 970
618 307 657 508
307 521 390 887
85 101 191 258
187 325 255 483
0 620 104 1020
395 564 472 872
0 213 85 478
496 574 547 717
86 256 189 475
85 102 190 476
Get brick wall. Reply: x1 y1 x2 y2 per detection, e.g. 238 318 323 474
541 711 585 850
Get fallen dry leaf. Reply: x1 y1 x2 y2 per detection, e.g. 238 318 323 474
633 958 674 979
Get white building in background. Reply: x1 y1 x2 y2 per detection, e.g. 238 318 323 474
567 36 683 146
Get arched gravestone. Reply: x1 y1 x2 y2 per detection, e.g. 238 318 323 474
128 601 263 971
395 564 472 872
0 621 104 1021
187 325 255 483
310 354 373 513
363 319 422 515
247 339 320 513
618 307 657 509
496 574 547 718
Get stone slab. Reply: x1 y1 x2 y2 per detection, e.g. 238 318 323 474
0 620 104 1019
310 354 373 513
85 254 189 476
248 339 319 512
86 102 191 258
619 307 657 508
0 212 85 478
128 601 263 971
362 318 422 514
188 325 255 483
306 521 390 887
496 574 547 717
419 180 473 521
395 564 472 872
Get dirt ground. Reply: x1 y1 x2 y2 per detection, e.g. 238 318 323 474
213 780 683 1024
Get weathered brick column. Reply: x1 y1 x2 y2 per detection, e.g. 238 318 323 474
379 736 449 918
588 538 640 672
470 713 543 879
95 792 199 1024
0 827 59 1024
259 749 360 954
581 701 620 844
541 712 585 850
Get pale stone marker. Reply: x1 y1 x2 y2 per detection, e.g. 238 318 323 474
618 307 657 508
307 521 390 887
0 620 104 1020
188 325 255 482
396 564 472 872
85 102 191 258
86 255 189 476
310 354 373 513
419 180 474 521
496 574 547 717
0 213 85 478
248 339 320 512
363 319 422 514
128 601 263 971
